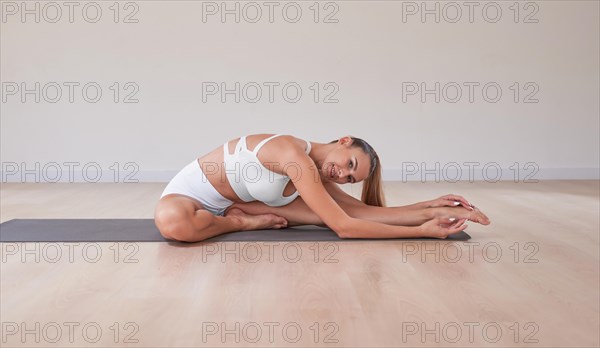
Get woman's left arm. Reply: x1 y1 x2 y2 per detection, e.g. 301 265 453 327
323 182 434 226
325 184 489 226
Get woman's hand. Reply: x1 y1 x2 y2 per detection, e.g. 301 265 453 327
419 217 469 239
427 194 474 211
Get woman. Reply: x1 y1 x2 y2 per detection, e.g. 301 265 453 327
154 133 491 242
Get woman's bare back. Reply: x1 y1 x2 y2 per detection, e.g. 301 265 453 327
198 134 310 203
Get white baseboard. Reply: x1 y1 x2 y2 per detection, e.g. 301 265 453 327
1 168 598 183
381 167 600 182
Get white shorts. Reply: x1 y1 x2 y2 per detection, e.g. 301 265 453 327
160 159 234 216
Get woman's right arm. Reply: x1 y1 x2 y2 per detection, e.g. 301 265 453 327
286 149 467 239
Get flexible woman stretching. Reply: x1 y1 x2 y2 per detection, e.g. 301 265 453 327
154 134 491 242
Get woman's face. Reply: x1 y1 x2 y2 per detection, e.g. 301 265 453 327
321 137 372 184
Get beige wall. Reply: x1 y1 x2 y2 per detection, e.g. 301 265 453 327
1 1 598 182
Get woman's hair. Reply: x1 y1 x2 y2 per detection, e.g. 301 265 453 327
329 137 386 207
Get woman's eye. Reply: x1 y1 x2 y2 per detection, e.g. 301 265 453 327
347 176 352 182
349 160 353 168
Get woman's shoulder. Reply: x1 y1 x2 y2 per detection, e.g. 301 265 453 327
247 133 308 149
276 134 309 146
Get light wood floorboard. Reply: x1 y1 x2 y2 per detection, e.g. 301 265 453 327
1 181 598 347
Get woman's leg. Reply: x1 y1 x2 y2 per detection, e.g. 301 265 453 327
154 194 488 243
154 194 288 242
226 197 488 228
225 197 434 227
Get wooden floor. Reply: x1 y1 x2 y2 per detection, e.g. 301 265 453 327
1 181 598 347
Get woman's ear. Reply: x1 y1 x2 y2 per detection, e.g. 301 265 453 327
340 136 353 146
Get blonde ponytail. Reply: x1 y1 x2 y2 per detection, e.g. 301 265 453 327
361 153 386 207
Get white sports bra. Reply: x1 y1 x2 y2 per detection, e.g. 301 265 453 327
223 134 311 207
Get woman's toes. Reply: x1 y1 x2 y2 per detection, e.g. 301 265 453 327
473 210 490 225
273 215 287 225
482 215 491 225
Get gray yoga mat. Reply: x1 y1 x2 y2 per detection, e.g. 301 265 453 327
0 219 471 242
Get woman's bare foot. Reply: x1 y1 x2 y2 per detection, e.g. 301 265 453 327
434 206 491 225
470 205 491 225
225 208 288 230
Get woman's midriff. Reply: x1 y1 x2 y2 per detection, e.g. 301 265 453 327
197 140 242 203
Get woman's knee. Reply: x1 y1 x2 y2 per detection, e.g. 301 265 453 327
154 206 213 242
154 199 208 242
154 206 186 240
